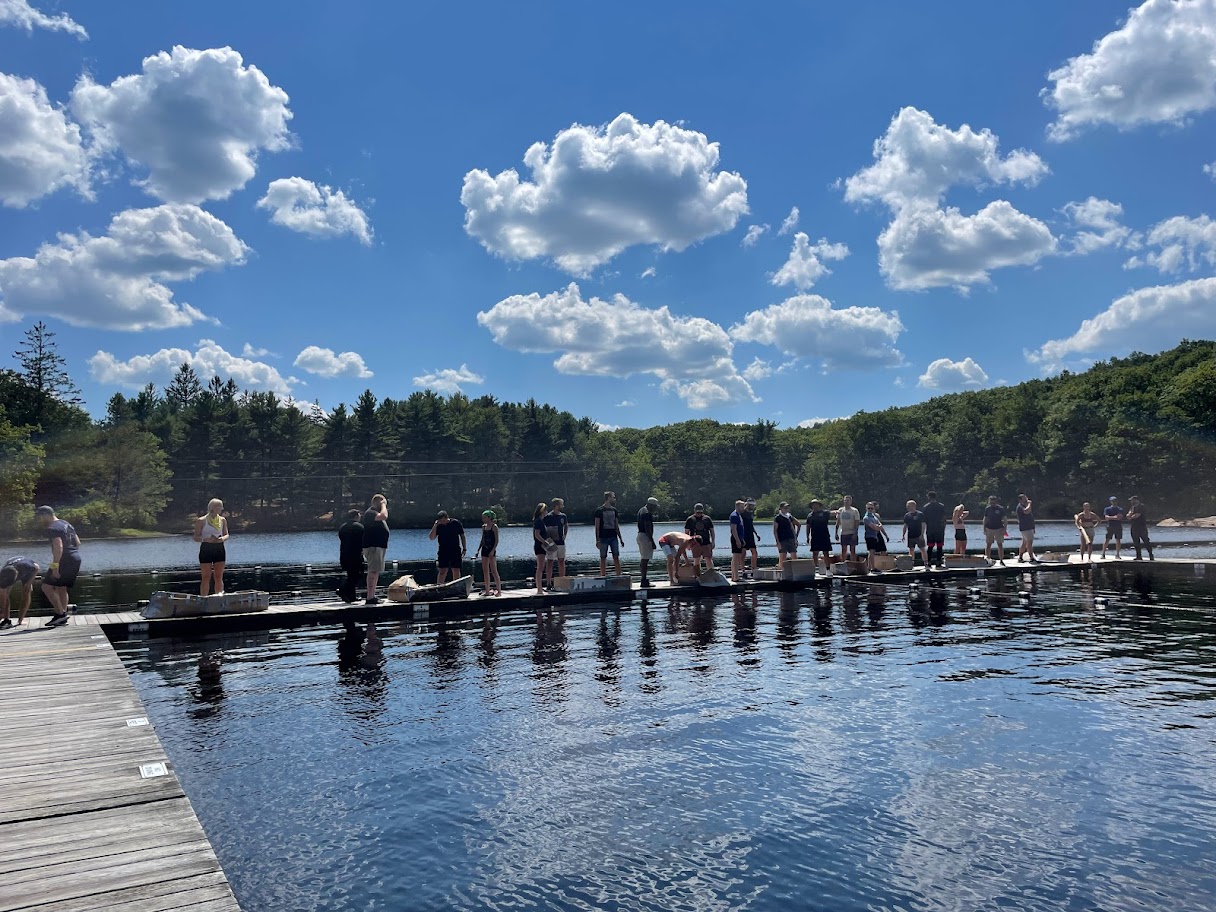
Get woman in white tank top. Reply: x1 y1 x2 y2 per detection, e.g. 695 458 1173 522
193 498 229 595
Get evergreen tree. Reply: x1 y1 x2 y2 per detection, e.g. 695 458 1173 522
166 363 202 411
13 322 81 406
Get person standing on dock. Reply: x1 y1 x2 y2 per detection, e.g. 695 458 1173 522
773 502 799 570
806 500 833 572
362 494 389 605
685 504 716 574
742 499 760 576
430 511 467 584
835 495 861 563
35 506 80 627
478 510 501 597
532 502 554 593
951 503 969 556
1015 493 1039 563
0 557 39 629
1102 496 1124 560
982 496 1008 565
1126 496 1154 561
922 492 949 569
637 497 660 587
193 498 229 596
594 492 625 577
728 500 747 582
1076 502 1100 563
337 509 365 603
863 502 888 573
901 500 929 570
544 498 569 580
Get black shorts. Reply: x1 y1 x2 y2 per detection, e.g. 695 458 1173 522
866 537 886 553
954 528 967 542
1106 524 1123 540
438 548 463 569
743 535 756 549
199 542 226 564
927 530 946 546
731 540 744 555
49 553 81 589
0 561 36 588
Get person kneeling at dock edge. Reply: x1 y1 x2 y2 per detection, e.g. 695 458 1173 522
337 509 365 603
0 557 40 629
36 506 80 627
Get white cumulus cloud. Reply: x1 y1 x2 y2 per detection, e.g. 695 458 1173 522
257 177 372 244
461 113 748 276
1062 197 1139 254
1124 213 1216 272
0 0 86 37
878 202 1057 291
0 72 89 207
741 223 769 247
845 107 1053 290
771 231 849 291
1045 0 1216 140
917 356 990 390
293 346 372 379
70 46 292 203
90 339 293 394
477 283 756 409
0 203 245 329
741 357 773 381
797 417 836 428
412 364 484 394
1029 276 1216 367
730 294 904 370
778 206 800 235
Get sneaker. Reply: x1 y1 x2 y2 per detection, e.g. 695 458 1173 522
46 614 69 627
364 597 381 606
0 619 11 629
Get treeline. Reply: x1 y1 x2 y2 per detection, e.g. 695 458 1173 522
2 325 1214 537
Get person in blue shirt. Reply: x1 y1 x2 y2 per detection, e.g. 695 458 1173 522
1101 496 1124 560
728 500 747 582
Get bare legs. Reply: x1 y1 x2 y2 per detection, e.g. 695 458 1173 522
481 552 501 595
535 555 546 595
200 560 226 596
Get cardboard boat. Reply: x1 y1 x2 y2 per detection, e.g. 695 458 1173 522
142 590 269 619
386 573 473 603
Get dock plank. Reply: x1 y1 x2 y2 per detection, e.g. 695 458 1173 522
0 625 243 912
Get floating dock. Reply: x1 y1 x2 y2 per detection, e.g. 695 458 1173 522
0 624 242 912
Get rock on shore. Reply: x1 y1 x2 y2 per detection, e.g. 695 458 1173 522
1157 516 1216 528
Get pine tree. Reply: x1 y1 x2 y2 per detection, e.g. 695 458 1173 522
166 363 202 410
13 322 81 405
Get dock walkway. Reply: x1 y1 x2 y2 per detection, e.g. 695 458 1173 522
0 624 242 912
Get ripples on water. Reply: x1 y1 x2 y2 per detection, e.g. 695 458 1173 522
118 565 1216 912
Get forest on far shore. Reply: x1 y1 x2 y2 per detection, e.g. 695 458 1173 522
2 324 1215 537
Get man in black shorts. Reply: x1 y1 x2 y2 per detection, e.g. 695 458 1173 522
337 509 365 603
1126 496 1154 561
921 491 948 569
36 506 80 627
430 510 467 583
0 557 40 628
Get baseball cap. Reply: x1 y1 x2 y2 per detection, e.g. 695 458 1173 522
1109 496 1118 502
779 501 789 509
693 503 705 511
647 497 660 506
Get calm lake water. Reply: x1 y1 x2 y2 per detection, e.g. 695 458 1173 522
118 565 1216 912
13 522 1216 611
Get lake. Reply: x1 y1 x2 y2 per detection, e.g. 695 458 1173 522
117 564 1216 911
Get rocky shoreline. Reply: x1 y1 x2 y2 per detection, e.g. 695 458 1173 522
1157 516 1216 528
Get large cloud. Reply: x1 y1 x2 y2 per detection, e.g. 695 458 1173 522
90 339 293 394
1029 277 1216 366
70 46 292 203
476 283 756 409
0 203 246 329
293 345 372 379
1124 213 1216 272
918 356 989 390
844 108 1053 290
0 72 89 207
257 177 372 244
0 0 87 37
771 232 849 291
879 202 1057 291
1062 197 1139 254
729 294 904 370
461 113 748 276
413 364 484 394
1045 0 1216 140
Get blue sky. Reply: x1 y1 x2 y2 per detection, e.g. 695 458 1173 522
2 0 1216 428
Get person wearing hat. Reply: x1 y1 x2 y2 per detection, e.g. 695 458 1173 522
684 504 715 574
1126 496 1154 561
429 509 466 585
35 506 80 627
636 497 660 587
0 557 40 629
477 510 501 597
772 502 799 570
1102 496 1124 560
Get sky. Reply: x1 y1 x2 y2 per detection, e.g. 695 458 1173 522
2 0 1216 429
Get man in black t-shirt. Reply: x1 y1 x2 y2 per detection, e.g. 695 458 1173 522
636 497 659 586
1126 496 1154 561
921 491 949 569
36 506 81 627
430 511 467 584
982 496 1008 565
684 504 715 573
0 557 40 628
593 492 625 577
361 494 390 604
337 509 365 603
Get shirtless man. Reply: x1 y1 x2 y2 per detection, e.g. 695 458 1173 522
658 531 695 584
1075 502 1101 563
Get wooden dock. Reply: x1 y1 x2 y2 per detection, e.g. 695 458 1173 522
0 624 242 912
